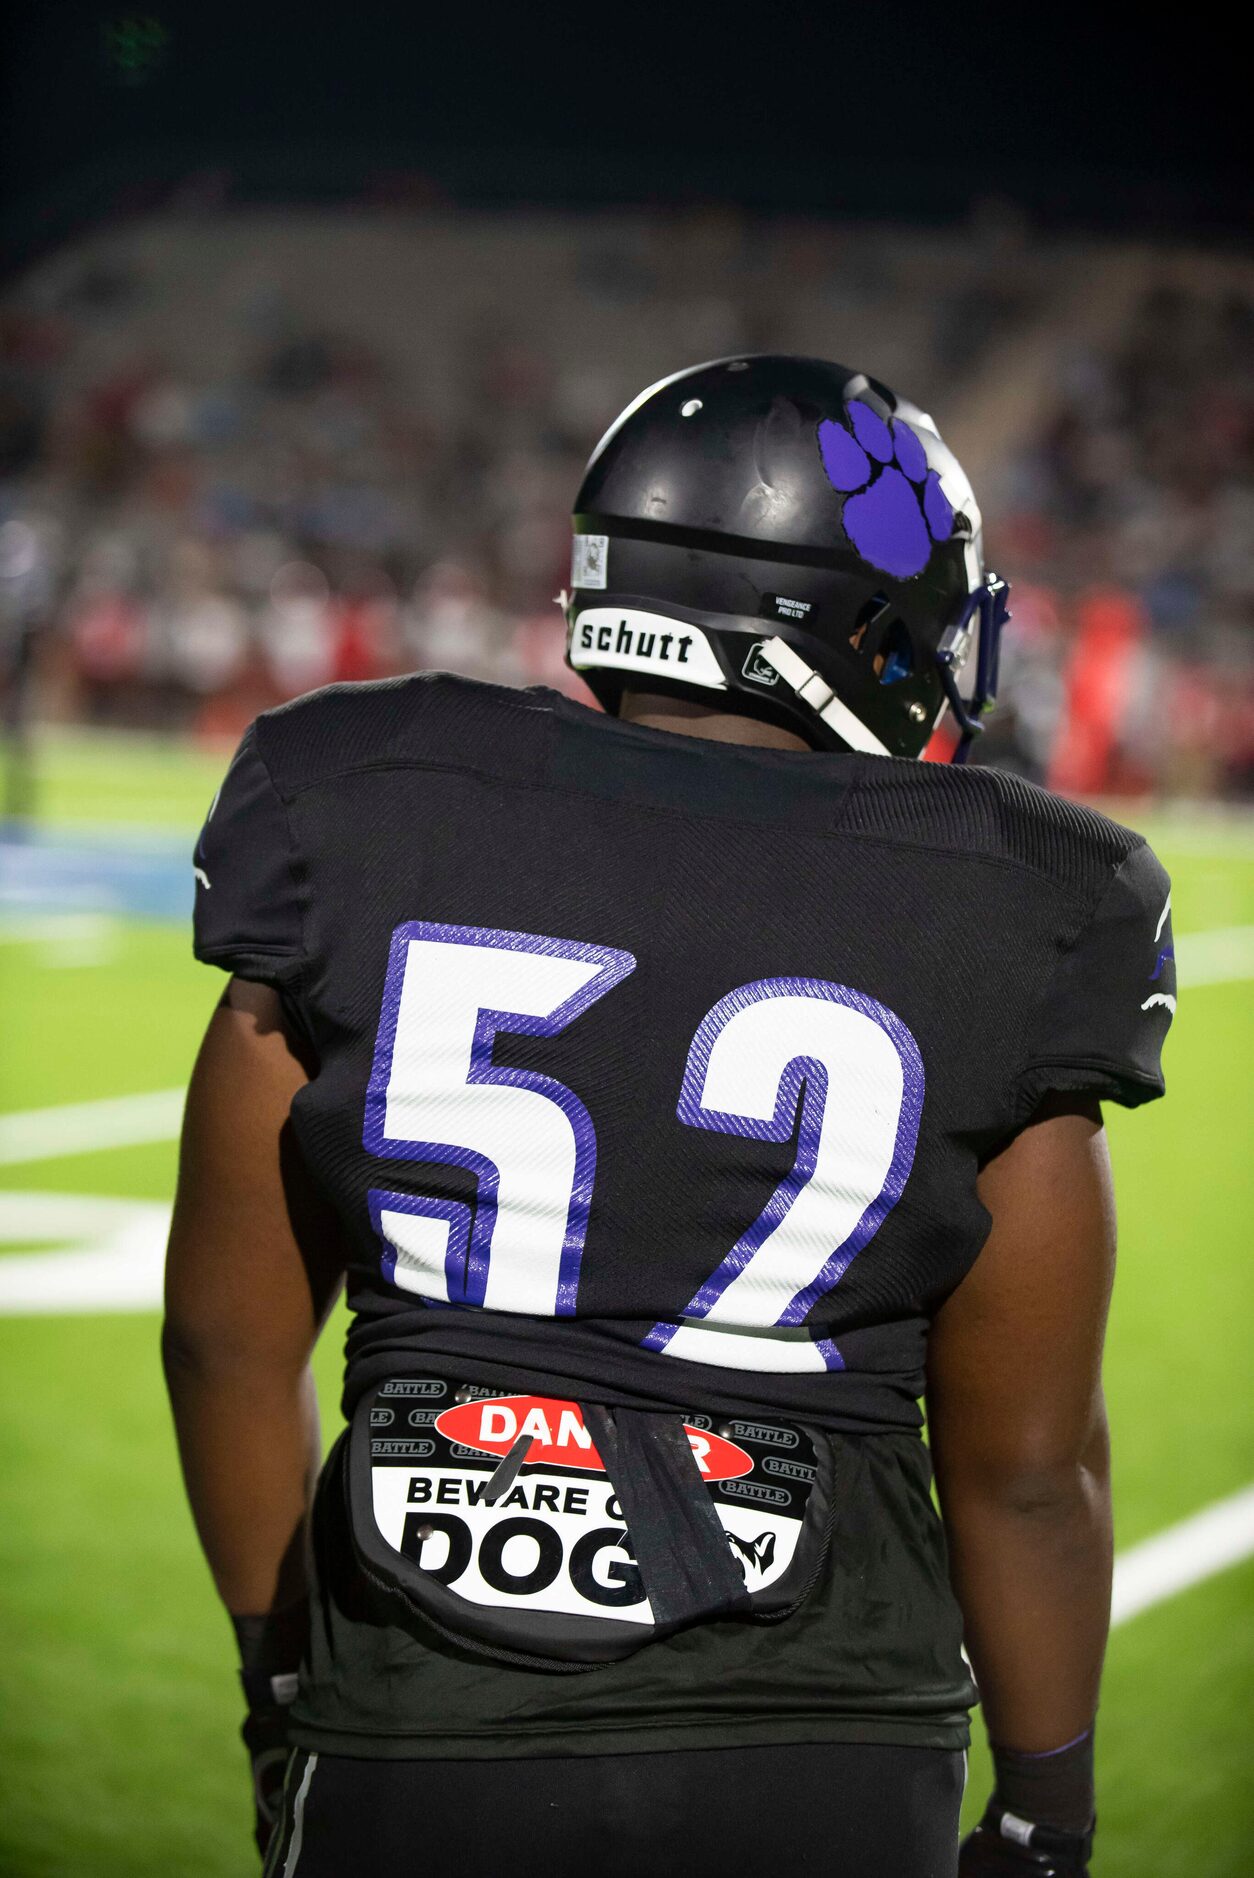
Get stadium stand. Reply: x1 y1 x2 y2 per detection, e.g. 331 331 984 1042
1 208 1250 796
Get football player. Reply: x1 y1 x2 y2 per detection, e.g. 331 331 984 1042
164 356 1174 1876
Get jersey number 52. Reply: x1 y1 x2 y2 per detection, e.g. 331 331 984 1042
364 921 923 1375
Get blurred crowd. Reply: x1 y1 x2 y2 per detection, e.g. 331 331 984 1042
978 284 1254 797
0 265 587 743
0 206 1250 800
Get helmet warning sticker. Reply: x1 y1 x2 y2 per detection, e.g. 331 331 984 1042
741 640 781 687
571 534 608 589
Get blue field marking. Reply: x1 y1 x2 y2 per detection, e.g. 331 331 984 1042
0 829 191 923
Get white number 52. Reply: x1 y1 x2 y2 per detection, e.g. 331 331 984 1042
365 923 922 1373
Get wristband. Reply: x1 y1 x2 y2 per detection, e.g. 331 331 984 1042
991 1726 1095 1836
232 1602 308 1709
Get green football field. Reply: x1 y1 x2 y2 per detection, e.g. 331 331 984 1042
1 729 1251 1877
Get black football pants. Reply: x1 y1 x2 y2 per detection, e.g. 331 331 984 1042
264 1740 965 1877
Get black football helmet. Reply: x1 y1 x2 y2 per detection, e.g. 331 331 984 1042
563 354 1009 760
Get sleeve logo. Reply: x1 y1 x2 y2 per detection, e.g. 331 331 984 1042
1141 893 1176 1016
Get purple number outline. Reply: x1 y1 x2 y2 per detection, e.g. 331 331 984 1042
367 1187 468 1300
643 978 924 1371
364 920 636 1314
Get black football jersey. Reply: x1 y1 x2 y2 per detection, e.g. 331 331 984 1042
192 674 1173 1756
194 674 1173 1430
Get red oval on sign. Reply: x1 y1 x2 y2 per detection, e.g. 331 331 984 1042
436 1395 603 1471
682 1422 754 1482
433 1394 753 1481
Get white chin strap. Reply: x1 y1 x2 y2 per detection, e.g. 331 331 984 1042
758 637 891 757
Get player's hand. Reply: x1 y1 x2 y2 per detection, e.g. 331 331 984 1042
241 1688 295 1858
959 1803 1092 1876
233 1609 306 1859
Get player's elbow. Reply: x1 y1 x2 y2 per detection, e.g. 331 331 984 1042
945 1423 1111 1522
160 1310 309 1384
161 1313 223 1382
986 1454 1108 1520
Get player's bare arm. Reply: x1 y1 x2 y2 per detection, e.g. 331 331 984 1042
163 977 342 1849
929 1094 1113 1867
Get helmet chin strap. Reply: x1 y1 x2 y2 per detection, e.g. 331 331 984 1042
758 638 892 757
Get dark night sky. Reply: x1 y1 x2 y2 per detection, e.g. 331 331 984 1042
1 1 1247 263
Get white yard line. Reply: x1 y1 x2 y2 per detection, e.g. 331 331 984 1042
0 913 121 969
0 914 117 945
0 1191 171 1312
0 1088 186 1166
1111 1484 1254 1626
1173 924 1254 989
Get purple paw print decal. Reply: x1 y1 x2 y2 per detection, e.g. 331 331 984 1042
818 402 954 578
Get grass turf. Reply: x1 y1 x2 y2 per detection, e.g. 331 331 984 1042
1 734 1251 1875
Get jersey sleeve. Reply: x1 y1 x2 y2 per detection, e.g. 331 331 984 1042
192 724 305 986
1013 840 1175 1117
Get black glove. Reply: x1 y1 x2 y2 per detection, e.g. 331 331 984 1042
959 1801 1094 1877
233 1606 307 1861
241 1667 299 1858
